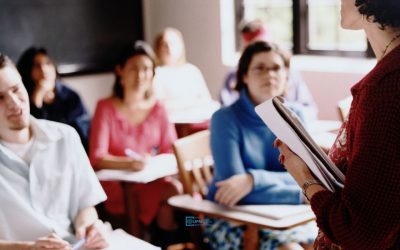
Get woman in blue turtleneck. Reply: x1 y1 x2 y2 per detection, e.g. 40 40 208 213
205 41 317 250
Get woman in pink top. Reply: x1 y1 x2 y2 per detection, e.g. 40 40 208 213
89 41 181 246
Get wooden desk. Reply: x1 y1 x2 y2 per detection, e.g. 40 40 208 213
169 195 316 250
96 154 178 238
95 154 178 183
168 195 315 230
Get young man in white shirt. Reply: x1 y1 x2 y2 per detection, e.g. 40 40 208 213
0 53 108 250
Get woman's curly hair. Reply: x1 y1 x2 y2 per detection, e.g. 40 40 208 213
355 0 400 29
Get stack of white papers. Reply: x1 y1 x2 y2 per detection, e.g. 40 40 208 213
96 154 177 183
255 97 345 192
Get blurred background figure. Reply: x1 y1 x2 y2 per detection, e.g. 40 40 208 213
206 41 317 250
153 27 219 137
153 27 213 113
89 41 182 248
219 19 318 123
17 47 90 150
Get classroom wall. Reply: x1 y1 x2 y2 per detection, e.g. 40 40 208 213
302 71 361 120
63 0 376 121
63 73 114 115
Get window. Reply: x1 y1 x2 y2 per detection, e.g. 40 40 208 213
237 0 373 57
241 0 293 50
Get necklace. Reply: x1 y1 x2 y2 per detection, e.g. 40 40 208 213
381 33 400 59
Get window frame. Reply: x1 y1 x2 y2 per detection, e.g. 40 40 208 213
236 0 374 58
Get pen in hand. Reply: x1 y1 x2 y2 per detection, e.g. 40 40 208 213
124 148 143 160
124 148 147 171
71 238 86 250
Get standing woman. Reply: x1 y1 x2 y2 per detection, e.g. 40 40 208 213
17 47 90 150
206 41 317 250
275 0 400 249
89 41 181 248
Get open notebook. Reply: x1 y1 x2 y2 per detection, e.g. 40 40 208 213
255 97 345 192
96 154 177 183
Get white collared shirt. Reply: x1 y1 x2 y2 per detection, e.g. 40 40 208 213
0 137 34 164
0 117 107 242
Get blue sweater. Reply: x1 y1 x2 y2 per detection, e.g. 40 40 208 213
207 90 302 204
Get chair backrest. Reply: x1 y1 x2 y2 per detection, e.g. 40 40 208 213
173 130 213 197
337 96 352 122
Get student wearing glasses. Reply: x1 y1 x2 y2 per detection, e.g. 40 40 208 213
206 41 317 250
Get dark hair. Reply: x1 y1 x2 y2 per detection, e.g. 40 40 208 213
16 47 58 95
113 41 156 99
235 41 291 91
355 0 400 29
0 53 14 69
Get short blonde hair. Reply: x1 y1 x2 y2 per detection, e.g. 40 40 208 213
153 27 186 66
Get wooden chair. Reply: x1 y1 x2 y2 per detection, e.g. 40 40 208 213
170 130 315 250
172 130 213 249
171 130 263 249
173 130 213 197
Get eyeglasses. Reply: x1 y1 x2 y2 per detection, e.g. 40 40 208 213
249 64 284 75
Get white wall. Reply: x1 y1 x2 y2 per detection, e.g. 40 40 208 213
292 56 375 120
63 73 114 115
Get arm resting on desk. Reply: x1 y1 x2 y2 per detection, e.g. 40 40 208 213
0 235 70 250
0 241 35 250
94 155 145 171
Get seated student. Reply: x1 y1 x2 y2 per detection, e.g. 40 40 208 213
206 41 317 250
152 27 218 137
153 27 213 114
0 53 107 249
17 47 90 150
89 41 181 248
220 19 318 122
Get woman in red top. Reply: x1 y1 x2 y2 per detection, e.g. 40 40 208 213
275 0 400 249
89 41 181 247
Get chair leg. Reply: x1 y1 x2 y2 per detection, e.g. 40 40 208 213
243 224 259 250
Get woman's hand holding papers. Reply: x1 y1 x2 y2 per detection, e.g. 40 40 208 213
215 174 254 207
274 139 325 201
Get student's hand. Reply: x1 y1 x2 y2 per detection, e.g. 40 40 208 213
75 219 108 250
127 159 146 171
31 79 55 108
36 79 55 93
273 139 314 185
33 233 71 250
215 173 253 207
